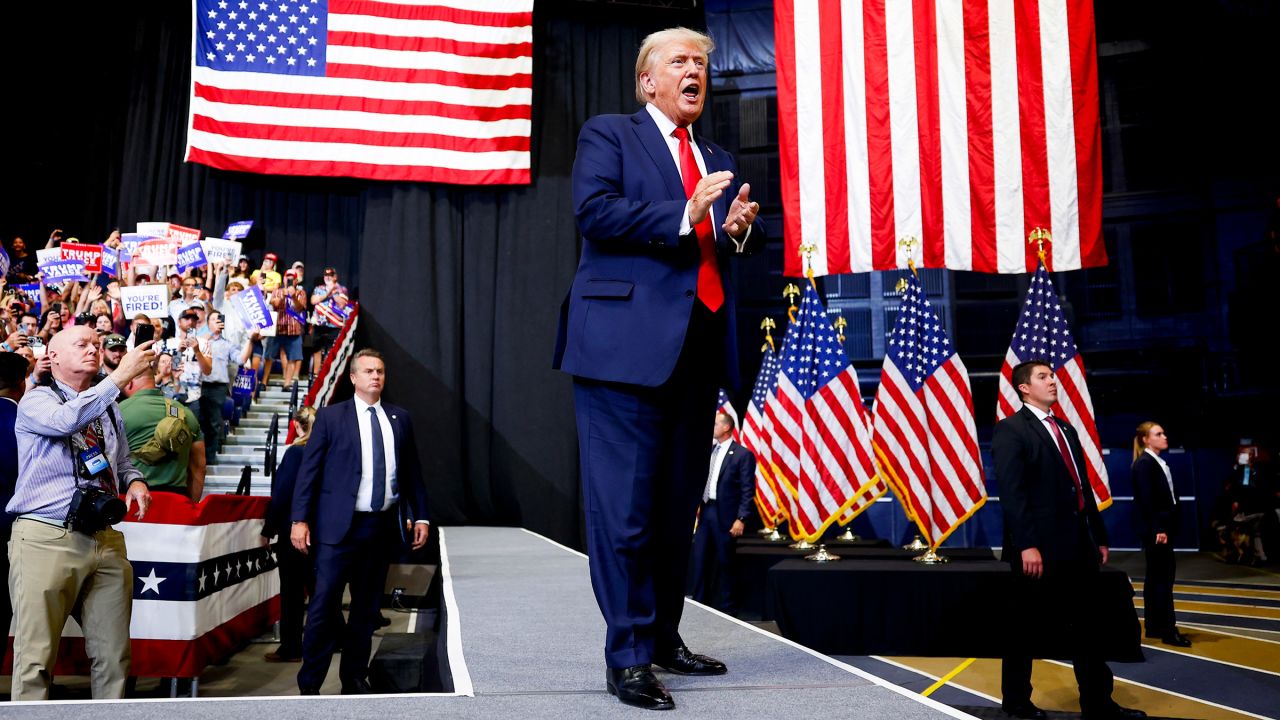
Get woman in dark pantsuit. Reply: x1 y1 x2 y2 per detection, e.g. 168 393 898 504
261 406 318 662
1131 422 1191 647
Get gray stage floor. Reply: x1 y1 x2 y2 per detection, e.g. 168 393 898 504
2 526 976 718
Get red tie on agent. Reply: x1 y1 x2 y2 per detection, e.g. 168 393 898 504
1045 415 1085 511
672 126 723 313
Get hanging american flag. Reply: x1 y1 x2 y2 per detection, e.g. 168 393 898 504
872 271 985 548
774 0 1104 276
762 285 884 541
739 348 786 526
997 264 1111 508
715 388 741 443
187 0 533 184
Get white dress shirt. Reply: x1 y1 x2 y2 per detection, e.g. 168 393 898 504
353 395 397 512
1025 404 1083 476
1144 448 1176 503
704 438 732 502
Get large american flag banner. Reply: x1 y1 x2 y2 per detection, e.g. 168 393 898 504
774 0 1105 276
762 285 884 541
3 495 278 678
997 264 1111 508
739 348 786 526
716 388 741 444
187 0 533 184
872 272 985 548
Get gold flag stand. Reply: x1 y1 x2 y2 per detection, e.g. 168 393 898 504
804 544 841 562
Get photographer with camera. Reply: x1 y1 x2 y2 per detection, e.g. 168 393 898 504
5 326 157 700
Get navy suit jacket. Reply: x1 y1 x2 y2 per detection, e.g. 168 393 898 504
291 399 428 546
1131 451 1179 541
708 441 755 530
553 109 765 390
0 398 18 528
992 406 1108 565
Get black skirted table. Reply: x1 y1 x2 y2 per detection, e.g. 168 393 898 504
766 557 1142 661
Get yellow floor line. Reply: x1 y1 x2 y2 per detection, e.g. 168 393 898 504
1183 622 1280 644
921 657 975 697
1138 620 1280 675
1135 599 1280 620
883 656 1262 720
1133 582 1280 601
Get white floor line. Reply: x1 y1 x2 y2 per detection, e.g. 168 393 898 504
516 527 980 720
865 656 1003 704
1140 640 1280 678
438 527 475 697
1182 622 1280 643
1041 659 1275 720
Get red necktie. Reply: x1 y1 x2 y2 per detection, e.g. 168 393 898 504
1044 415 1085 511
672 126 723 313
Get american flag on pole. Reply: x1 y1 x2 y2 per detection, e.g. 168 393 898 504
187 0 533 184
773 0 1105 276
716 388 741 444
762 284 884 541
997 264 1111 508
739 348 786 526
872 271 985 548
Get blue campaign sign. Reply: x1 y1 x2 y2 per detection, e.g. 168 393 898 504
101 247 120 277
232 366 257 399
176 242 209 273
39 259 88 283
232 285 276 331
223 220 254 240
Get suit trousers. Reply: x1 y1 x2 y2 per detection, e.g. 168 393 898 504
273 538 314 657
1141 541 1177 637
7 519 133 700
1002 558 1114 713
573 304 723 669
690 500 736 612
298 510 395 691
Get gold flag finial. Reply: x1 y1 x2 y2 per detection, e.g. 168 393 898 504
897 236 920 274
798 243 819 291
783 283 801 323
832 314 847 344
894 277 909 294
760 317 777 352
1028 227 1052 266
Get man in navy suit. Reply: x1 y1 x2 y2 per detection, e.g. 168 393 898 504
690 411 755 613
553 26 764 710
993 360 1144 720
290 349 429 695
0 352 28 641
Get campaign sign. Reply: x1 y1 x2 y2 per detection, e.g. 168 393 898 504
200 238 242 265
138 239 180 267
60 242 104 273
231 286 275 332
223 220 254 240
165 224 201 245
101 247 120 277
232 366 257 399
39 259 88 283
136 222 169 237
176 242 209 273
36 248 62 265
0 244 9 277
16 283 41 314
120 284 170 318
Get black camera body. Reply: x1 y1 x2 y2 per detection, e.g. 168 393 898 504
66 486 127 534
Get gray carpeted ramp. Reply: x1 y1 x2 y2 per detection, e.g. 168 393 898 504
1 526 975 719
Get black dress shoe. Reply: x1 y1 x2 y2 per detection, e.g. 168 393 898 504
341 678 374 695
1162 631 1192 647
1001 701 1047 719
653 645 728 676
299 687 320 696
606 666 674 710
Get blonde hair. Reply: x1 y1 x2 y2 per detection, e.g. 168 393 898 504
291 406 317 447
634 27 715 104
1133 421 1159 462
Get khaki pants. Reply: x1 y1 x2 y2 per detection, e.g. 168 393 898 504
7 519 133 700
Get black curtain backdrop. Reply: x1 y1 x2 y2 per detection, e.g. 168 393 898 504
4 1 704 549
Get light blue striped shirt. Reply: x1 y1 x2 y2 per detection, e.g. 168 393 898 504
7 378 143 521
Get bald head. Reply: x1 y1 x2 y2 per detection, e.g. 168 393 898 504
48 326 102 387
